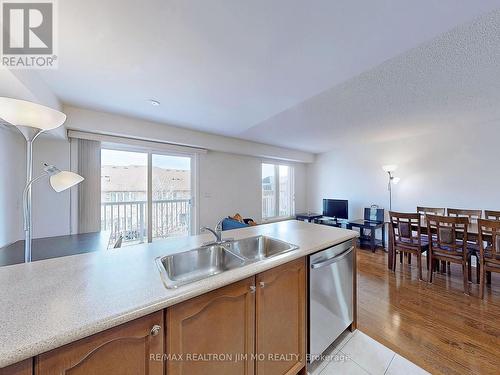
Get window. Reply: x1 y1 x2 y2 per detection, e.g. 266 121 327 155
101 148 194 246
262 163 295 220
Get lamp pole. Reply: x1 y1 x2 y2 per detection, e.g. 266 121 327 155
387 171 393 211
17 126 43 263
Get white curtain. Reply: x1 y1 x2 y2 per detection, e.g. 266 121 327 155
76 139 101 233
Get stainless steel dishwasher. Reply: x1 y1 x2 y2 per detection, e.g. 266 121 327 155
309 240 354 361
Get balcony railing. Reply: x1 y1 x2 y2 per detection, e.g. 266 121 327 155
262 191 275 219
101 199 191 246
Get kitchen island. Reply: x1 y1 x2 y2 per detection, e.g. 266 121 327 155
0 220 357 374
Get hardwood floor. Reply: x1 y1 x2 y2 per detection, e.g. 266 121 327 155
357 249 500 375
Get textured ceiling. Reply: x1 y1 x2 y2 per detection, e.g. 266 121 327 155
38 0 500 150
243 9 500 152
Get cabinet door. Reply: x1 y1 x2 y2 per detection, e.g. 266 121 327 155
0 359 32 375
36 311 164 375
256 257 306 375
166 276 255 375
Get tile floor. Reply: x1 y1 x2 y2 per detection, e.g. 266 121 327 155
308 330 430 375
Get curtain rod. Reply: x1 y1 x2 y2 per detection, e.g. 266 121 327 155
67 129 208 154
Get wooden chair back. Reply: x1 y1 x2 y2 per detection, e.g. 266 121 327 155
417 206 446 216
389 211 422 247
417 207 445 229
478 219 500 266
485 210 500 221
447 208 482 223
426 214 468 259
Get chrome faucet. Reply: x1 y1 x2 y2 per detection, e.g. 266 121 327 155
201 219 224 243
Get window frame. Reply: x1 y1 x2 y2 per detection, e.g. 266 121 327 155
100 143 198 242
261 162 295 222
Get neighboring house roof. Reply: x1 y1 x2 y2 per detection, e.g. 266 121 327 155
262 176 272 184
101 165 190 192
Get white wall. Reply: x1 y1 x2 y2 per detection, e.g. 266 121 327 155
199 152 261 229
0 127 25 247
307 122 500 219
0 134 72 244
60 106 311 235
32 137 73 238
63 105 314 163
199 151 307 229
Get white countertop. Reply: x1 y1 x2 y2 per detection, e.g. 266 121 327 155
0 220 357 368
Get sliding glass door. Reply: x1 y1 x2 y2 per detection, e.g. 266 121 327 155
101 148 194 247
151 154 192 240
101 149 148 246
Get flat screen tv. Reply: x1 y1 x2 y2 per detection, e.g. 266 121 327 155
323 199 348 219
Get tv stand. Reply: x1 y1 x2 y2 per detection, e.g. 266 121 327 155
346 219 386 252
295 213 323 222
316 217 342 228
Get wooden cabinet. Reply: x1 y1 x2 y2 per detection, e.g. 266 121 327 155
35 311 164 375
166 258 307 375
256 258 306 375
0 359 32 375
166 276 256 375
5 257 308 375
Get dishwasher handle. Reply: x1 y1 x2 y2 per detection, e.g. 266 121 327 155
310 246 354 269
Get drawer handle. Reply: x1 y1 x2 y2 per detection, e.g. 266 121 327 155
150 325 161 336
259 282 265 288
249 285 256 293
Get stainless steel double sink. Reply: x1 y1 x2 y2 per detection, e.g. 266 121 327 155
156 235 298 289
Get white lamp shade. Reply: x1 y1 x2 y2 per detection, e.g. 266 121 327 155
382 164 398 173
392 177 401 185
0 97 66 130
49 171 84 193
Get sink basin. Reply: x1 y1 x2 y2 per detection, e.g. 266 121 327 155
156 236 298 289
223 235 298 261
156 245 245 289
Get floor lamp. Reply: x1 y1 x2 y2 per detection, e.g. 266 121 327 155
382 165 400 211
0 97 84 262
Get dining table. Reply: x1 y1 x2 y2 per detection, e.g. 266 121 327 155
0 231 111 267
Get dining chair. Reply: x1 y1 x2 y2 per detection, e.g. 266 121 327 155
482 211 500 285
426 214 470 294
416 207 444 265
447 208 482 222
482 211 500 284
389 212 428 280
447 208 482 283
485 210 500 221
417 206 446 216
478 219 500 299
